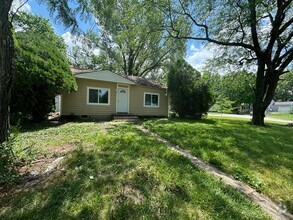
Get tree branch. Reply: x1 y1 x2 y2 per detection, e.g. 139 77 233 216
165 0 255 50
279 16 293 35
139 48 171 77
274 32 293 65
10 0 29 22
277 49 293 74
248 0 261 52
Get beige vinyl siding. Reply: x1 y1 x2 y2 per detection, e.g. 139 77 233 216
129 86 168 116
61 78 168 118
62 78 117 117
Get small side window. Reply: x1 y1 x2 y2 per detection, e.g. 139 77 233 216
144 93 159 107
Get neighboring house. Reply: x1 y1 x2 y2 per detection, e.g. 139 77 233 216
268 101 293 113
60 67 168 119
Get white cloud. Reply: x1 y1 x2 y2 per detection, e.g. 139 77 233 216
186 44 214 71
62 32 76 50
11 0 31 13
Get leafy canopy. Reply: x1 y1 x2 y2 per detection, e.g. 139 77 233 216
11 12 77 122
70 0 186 77
150 0 293 125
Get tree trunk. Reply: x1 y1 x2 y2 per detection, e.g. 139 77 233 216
0 1 14 144
252 60 279 126
252 102 265 125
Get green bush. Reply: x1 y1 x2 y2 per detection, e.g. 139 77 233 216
167 59 213 119
11 13 76 123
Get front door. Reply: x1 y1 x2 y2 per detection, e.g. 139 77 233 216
117 88 128 113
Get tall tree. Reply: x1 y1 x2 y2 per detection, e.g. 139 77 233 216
0 0 88 143
168 59 213 118
75 0 186 77
12 12 77 122
0 0 14 143
153 0 293 125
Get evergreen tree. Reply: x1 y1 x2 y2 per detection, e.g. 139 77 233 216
168 59 213 119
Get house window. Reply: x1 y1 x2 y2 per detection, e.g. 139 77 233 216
144 92 159 107
87 87 110 105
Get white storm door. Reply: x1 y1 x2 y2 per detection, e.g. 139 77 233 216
117 88 128 113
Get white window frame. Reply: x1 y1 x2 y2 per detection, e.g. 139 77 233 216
87 87 110 105
144 92 160 108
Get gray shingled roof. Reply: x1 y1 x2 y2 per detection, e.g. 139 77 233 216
123 75 166 89
70 67 166 89
70 67 96 74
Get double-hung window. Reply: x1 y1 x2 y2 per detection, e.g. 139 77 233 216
87 87 110 105
144 92 159 107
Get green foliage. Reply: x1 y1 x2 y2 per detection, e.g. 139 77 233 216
203 70 255 107
275 71 293 101
168 59 213 119
69 0 186 77
201 71 222 98
142 118 293 212
221 71 255 106
11 12 77 122
212 96 235 114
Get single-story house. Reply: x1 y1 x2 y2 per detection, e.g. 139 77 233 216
60 67 168 119
269 101 293 113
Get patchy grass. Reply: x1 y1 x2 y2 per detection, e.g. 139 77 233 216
0 122 269 219
13 122 104 162
142 118 293 213
267 113 293 121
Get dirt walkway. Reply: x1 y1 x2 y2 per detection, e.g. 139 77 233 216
135 125 292 220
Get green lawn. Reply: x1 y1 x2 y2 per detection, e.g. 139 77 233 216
142 118 293 213
267 112 293 121
0 122 269 219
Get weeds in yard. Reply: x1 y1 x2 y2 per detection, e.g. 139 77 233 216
0 122 269 219
0 127 20 187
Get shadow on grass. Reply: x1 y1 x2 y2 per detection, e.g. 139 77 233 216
18 118 107 133
0 124 269 220
142 118 293 213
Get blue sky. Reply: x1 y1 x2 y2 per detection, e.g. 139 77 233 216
28 0 92 35
17 0 212 70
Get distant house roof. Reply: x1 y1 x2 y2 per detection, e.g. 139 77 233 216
70 67 166 89
274 102 293 106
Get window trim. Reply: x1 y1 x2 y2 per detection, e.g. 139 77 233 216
87 86 110 105
143 92 160 108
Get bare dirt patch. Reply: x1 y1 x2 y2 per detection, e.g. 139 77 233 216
0 142 77 197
